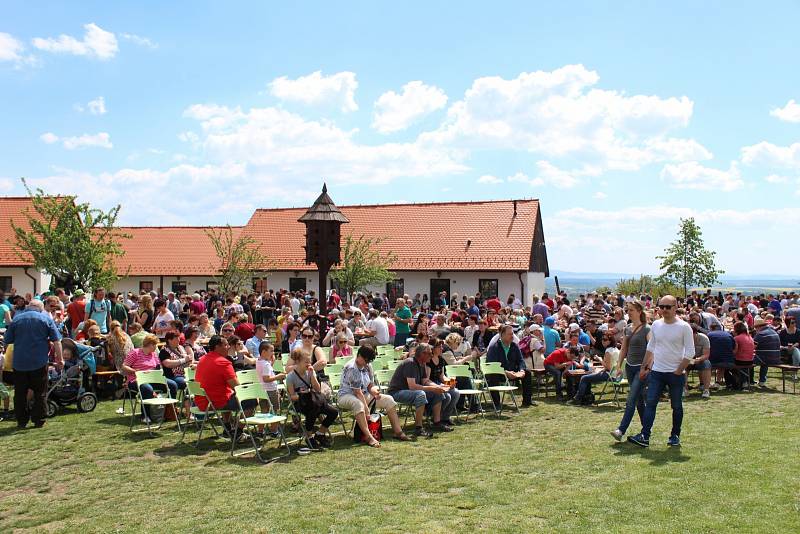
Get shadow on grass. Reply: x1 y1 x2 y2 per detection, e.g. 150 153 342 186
610 442 691 465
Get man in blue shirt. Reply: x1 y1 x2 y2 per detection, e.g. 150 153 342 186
543 316 561 357
5 299 63 429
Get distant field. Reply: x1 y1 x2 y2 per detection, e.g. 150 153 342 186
546 278 800 299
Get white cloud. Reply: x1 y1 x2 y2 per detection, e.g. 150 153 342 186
741 141 800 169
87 96 107 115
0 178 14 192
183 103 466 186
0 32 24 62
420 64 706 177
764 174 790 184
32 23 118 60
593 191 607 199
120 33 158 49
770 99 800 123
41 132 112 150
477 174 503 184
269 71 358 112
659 161 742 191
372 81 448 134
40 132 59 144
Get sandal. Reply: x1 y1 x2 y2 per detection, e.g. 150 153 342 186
393 433 411 442
367 438 381 448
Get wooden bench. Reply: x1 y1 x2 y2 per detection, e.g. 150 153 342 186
770 364 800 394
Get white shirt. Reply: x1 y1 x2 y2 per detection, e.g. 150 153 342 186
256 358 278 392
646 318 695 373
487 332 520 350
366 317 390 345
290 298 301 316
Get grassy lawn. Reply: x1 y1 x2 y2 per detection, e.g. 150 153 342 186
1 383 799 533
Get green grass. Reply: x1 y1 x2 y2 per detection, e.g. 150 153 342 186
1 384 799 533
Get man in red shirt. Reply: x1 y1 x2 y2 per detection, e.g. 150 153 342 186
195 336 256 431
66 289 87 336
543 346 580 400
234 314 256 342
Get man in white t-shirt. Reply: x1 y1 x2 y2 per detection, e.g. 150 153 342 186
358 309 390 348
628 295 694 448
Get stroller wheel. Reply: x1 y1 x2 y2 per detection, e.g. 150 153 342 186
77 393 98 413
46 399 59 418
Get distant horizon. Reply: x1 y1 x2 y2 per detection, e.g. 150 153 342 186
549 270 800 280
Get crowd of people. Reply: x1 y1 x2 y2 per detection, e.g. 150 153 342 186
1 284 798 449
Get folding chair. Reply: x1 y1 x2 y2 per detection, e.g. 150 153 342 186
445 365 485 421
374 369 393 392
388 360 402 372
231 383 291 463
327 372 350 436
236 369 259 385
318 346 332 359
129 370 182 436
482 362 520 416
326 362 344 375
178 379 227 448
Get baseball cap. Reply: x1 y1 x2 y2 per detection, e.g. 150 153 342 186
544 317 555 326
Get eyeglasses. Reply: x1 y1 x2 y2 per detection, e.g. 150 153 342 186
302 334 314 339
221 329 234 333
658 305 674 310
338 341 347 345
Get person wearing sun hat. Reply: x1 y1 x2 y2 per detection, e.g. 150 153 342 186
753 316 781 387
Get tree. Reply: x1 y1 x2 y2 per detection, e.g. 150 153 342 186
330 234 396 302
10 180 130 292
205 225 271 295
615 275 683 298
656 217 724 297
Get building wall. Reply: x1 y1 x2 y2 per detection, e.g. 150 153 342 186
112 270 547 306
0 267 52 296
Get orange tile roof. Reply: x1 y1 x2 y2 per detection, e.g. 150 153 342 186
241 199 543 272
0 197 37 266
113 226 242 276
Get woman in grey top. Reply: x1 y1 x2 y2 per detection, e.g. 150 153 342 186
611 300 652 441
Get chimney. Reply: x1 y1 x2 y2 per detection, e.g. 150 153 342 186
513 200 517 217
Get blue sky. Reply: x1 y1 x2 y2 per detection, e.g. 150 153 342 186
1 2 799 275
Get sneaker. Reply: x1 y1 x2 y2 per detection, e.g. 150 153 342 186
315 433 331 448
414 426 432 438
432 422 454 432
701 389 710 399
757 381 767 388
667 435 681 447
627 433 649 448
681 389 686 399
709 382 720 390
610 429 624 442
566 398 578 405
307 436 320 449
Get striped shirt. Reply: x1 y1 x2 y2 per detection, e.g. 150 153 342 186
122 348 161 384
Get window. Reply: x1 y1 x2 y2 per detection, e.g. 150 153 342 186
0 276 11 293
139 281 154 293
478 279 499 299
289 277 307 292
171 281 187 294
252 278 267 293
206 281 219 291
386 279 404 308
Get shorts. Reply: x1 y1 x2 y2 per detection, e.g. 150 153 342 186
688 360 712 371
259 390 281 413
338 392 397 415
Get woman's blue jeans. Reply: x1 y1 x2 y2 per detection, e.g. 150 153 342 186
575 370 609 401
617 363 647 434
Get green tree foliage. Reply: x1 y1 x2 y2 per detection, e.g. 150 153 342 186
205 225 271 295
10 180 130 292
614 275 683 298
656 217 724 297
330 234 396 301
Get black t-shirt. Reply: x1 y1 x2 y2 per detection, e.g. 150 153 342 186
427 355 446 384
158 347 181 380
140 309 154 332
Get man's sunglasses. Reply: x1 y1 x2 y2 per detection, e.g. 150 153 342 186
658 305 674 310
302 334 314 339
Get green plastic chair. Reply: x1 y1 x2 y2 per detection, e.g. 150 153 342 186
130 370 182 436
373 369 393 391
445 365 486 420
388 360 402 371
319 346 332 358
236 369 259 385
326 362 344 374
372 357 390 371
392 347 406 360
231 382 291 463
272 359 285 373
376 345 391 356
185 367 196 381
482 362 519 416
178 379 226 448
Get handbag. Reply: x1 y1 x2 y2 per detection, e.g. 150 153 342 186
352 398 383 444
294 370 327 413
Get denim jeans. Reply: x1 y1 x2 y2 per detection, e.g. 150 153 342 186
618 364 647 434
792 348 800 367
391 389 443 408
129 378 177 417
427 388 460 422
545 364 564 395
575 370 609 401
753 355 771 383
640 370 685 440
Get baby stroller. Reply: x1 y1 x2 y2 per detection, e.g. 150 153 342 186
45 354 98 418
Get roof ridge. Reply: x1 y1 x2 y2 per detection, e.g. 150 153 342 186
252 198 539 212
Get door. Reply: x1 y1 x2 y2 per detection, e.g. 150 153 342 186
289 277 307 292
429 279 450 308
386 279 404 308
